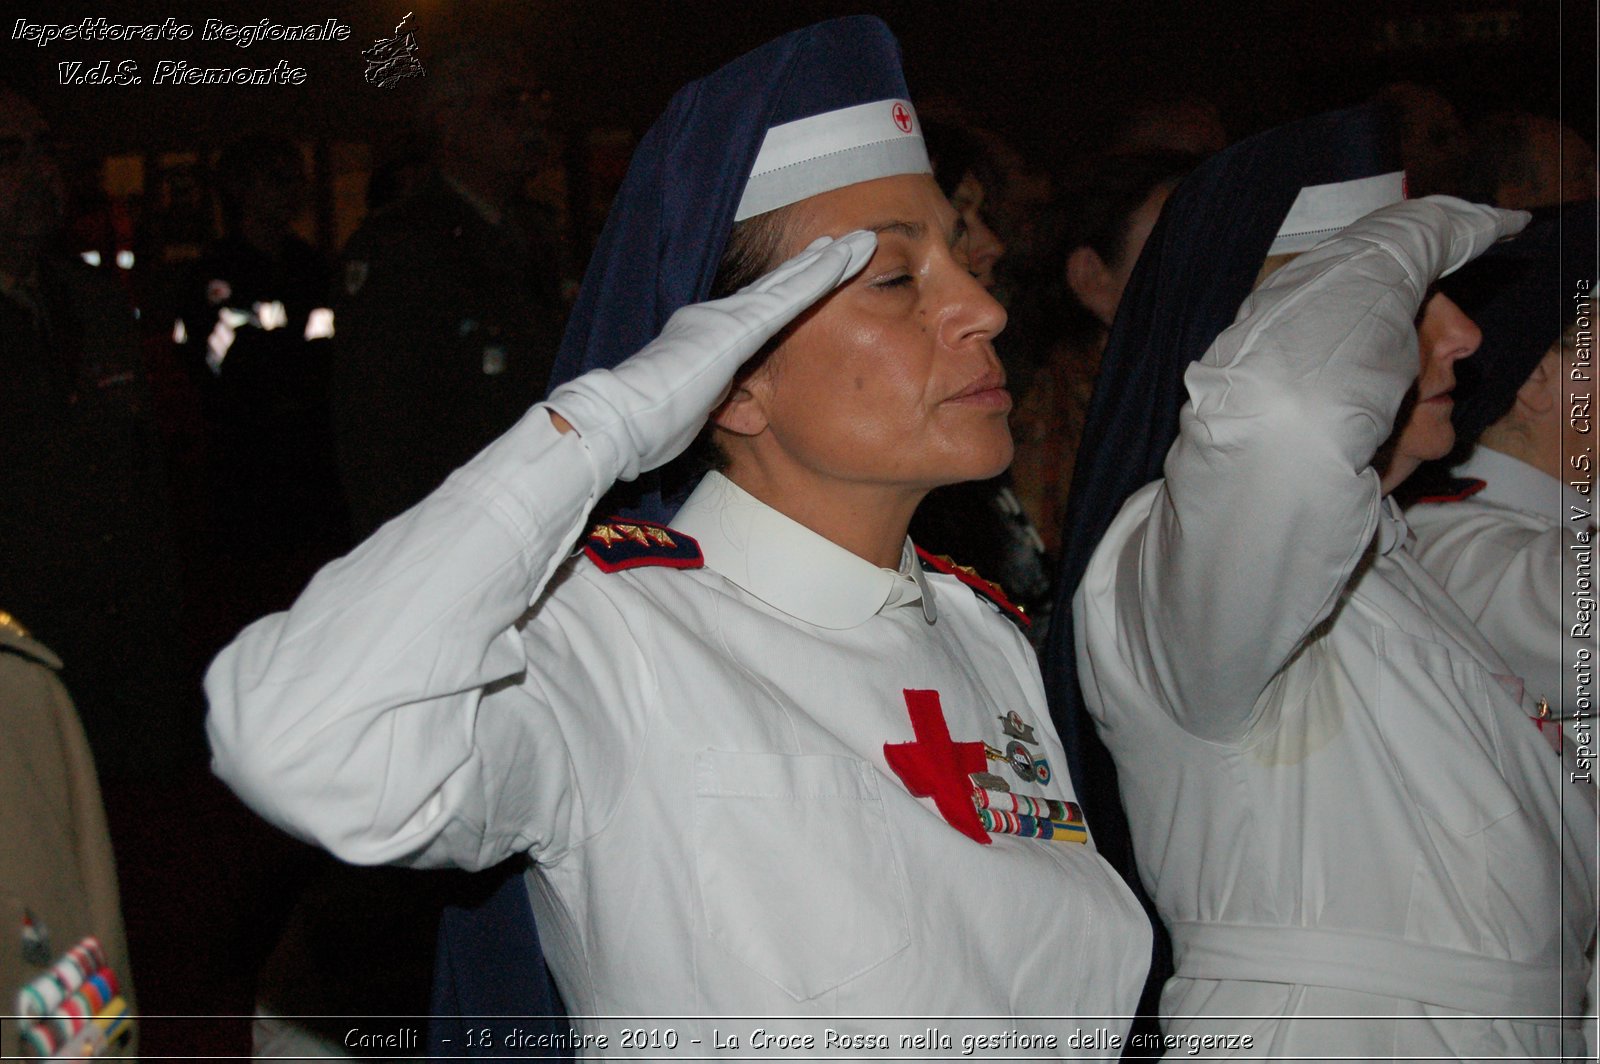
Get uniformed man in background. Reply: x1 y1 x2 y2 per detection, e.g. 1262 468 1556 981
333 42 568 537
1 610 137 1058
0 85 193 778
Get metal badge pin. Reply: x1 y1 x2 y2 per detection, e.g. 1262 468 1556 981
1005 740 1036 783
998 710 1038 744
970 771 1010 792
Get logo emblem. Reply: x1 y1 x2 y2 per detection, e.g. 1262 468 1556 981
1005 740 1036 783
891 102 913 133
998 711 1037 744
363 12 427 89
884 690 991 844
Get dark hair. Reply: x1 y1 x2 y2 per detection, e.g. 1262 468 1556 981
921 118 1003 202
686 204 799 474
1459 111 1552 204
1015 151 1202 350
1062 150 1202 271
708 205 797 299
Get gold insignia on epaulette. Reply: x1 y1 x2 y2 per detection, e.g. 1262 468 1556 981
934 554 995 590
956 562 1003 597
582 517 704 574
0 610 29 638
613 523 653 546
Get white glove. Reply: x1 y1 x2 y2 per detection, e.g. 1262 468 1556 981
546 229 878 483
1319 195 1529 296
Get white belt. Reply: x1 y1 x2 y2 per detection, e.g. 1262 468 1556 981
1171 921 1585 1027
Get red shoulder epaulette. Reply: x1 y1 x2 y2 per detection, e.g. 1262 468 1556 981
1412 477 1488 505
583 518 703 573
914 547 1030 629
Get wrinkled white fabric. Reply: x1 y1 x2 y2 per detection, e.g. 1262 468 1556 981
1409 446 1593 725
1407 446 1599 1058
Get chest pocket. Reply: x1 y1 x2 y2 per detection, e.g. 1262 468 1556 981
1371 628 1522 835
693 751 911 1001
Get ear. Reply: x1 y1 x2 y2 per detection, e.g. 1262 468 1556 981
1513 348 1560 418
1066 246 1116 325
1065 245 1107 302
709 380 770 438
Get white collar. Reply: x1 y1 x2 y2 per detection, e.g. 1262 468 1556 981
670 472 936 629
1378 495 1412 556
1454 447 1582 526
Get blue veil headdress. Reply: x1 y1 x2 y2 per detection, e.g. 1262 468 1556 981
546 15 931 521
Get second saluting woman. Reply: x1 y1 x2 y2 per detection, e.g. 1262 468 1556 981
1047 107 1594 1058
206 17 1149 1054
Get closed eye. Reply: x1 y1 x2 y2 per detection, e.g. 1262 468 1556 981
873 273 915 289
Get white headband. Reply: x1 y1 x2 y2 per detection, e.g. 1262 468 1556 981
1269 171 1408 255
734 98 932 221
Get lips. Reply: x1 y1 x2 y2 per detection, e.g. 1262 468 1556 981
949 369 1008 404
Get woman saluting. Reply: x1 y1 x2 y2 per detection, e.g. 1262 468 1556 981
207 17 1148 1051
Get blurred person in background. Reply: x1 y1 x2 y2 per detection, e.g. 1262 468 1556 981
1462 111 1598 209
0 81 208 1056
0 84 192 779
302 40 574 1058
333 40 567 539
1108 93 1228 157
1372 83 1469 198
922 118 1008 291
911 119 1057 634
1008 152 1200 562
175 134 350 611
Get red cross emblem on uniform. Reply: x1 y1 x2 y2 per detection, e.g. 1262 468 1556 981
883 689 989 844
891 102 913 133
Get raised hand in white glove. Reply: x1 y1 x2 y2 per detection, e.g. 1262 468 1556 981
1269 195 1529 303
545 229 878 483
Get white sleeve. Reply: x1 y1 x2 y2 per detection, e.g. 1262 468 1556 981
205 407 629 870
1109 235 1429 743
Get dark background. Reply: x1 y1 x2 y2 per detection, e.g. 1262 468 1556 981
5 0 1594 171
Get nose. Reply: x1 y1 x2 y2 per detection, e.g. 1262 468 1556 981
941 259 1008 347
1418 291 1481 365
